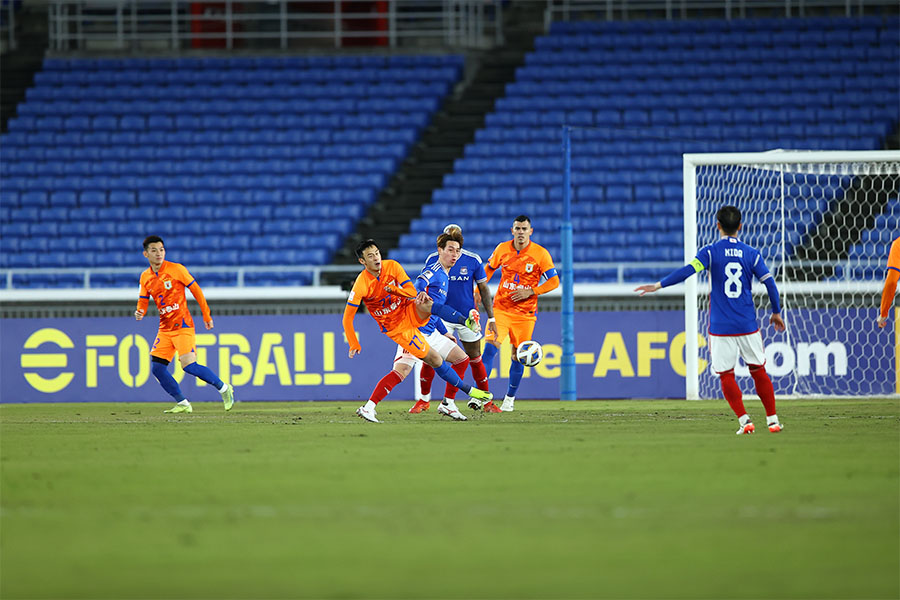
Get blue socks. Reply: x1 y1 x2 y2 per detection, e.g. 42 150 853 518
183 362 225 390
435 361 471 394
151 361 186 402
482 343 499 375
507 359 525 398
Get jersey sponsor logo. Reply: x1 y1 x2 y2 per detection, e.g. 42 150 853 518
422 270 433 280
160 302 181 315
348 291 356 303
373 298 402 317
449 274 470 281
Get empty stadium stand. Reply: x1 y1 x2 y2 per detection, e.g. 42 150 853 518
392 15 900 282
0 54 463 287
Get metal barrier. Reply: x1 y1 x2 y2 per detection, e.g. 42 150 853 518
0 261 661 292
47 0 503 52
544 0 899 23
0 261 687 291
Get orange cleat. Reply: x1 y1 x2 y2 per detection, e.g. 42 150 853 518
736 422 755 435
408 400 431 414
482 401 502 413
768 423 784 433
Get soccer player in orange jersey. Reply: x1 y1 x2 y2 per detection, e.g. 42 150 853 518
878 236 900 328
342 239 492 423
482 215 560 412
135 236 234 414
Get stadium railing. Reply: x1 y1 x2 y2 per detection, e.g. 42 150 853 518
545 0 900 23
47 0 504 52
0 261 684 290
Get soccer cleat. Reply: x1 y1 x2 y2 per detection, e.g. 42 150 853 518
500 398 515 412
220 384 234 411
438 402 467 421
465 309 481 333
736 422 755 435
408 400 431 414
466 398 483 411
467 387 492 402
356 405 381 423
768 422 784 433
164 401 192 414
482 401 502 413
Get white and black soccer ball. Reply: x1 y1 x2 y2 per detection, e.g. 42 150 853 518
516 340 543 367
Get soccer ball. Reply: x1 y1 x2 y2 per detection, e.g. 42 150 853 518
516 340 543 367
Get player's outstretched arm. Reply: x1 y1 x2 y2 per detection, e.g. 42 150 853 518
634 282 662 296
636 263 699 297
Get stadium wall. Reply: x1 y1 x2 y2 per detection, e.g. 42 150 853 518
2 299 892 402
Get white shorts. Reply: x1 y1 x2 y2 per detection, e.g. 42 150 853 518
709 331 766 374
441 318 482 343
394 329 458 369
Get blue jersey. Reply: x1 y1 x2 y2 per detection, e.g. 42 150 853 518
422 248 487 314
415 257 451 336
694 236 775 335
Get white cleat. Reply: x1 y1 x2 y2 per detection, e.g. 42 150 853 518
356 405 381 423
500 397 515 412
437 402 467 421
466 398 483 411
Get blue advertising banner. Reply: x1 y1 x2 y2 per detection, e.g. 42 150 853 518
0 310 892 403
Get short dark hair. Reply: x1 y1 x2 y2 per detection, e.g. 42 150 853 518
143 235 164 250
355 239 380 259
513 215 531 225
436 230 464 249
716 206 741 235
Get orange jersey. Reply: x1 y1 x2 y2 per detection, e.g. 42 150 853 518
486 240 558 318
137 261 211 332
881 237 900 318
343 260 426 350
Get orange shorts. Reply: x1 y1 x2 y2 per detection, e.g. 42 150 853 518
386 325 431 360
484 311 536 349
151 328 196 361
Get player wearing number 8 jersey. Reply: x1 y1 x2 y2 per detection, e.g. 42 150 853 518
635 206 785 435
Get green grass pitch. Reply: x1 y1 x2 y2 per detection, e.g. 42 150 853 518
1 399 898 600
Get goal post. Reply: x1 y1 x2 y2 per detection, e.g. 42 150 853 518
683 150 900 400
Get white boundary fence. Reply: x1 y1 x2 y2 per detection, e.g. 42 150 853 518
545 0 900 23
47 0 504 51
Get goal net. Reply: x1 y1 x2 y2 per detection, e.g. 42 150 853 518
684 150 900 399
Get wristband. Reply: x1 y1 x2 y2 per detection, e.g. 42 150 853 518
487 317 496 322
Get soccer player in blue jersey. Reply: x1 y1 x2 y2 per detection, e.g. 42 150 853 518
343 238 490 423
410 224 501 414
387 230 485 421
634 205 786 434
